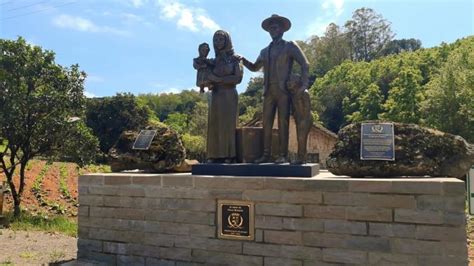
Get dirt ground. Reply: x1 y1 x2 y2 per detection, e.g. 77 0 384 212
0 229 77 265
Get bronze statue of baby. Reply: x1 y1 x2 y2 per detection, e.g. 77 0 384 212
193 42 214 93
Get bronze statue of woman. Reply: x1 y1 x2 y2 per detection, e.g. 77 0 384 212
205 30 243 163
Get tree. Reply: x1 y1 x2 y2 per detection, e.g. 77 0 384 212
422 37 474 142
56 120 100 165
347 83 384 122
345 8 394 61
315 23 352 78
188 101 208 137
381 38 422 56
138 90 206 122
181 133 206 161
0 37 97 217
164 112 189 134
311 61 355 132
86 93 150 154
238 76 263 124
310 35 471 135
381 68 424 123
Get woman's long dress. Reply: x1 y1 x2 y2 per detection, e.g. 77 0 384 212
206 56 239 159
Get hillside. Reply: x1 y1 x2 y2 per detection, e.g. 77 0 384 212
311 36 474 142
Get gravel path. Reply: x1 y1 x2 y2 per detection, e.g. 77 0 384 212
0 229 77 265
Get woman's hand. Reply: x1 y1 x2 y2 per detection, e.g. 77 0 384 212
234 54 244 62
208 73 223 83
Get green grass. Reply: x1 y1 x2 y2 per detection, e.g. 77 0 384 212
0 259 14 265
31 163 50 195
58 163 74 202
78 163 111 176
25 160 36 171
6 211 77 237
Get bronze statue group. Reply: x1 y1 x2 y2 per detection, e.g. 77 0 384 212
193 14 312 165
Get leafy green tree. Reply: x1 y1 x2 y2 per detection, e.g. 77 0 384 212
311 61 354 132
381 38 422 56
56 120 100 166
188 101 208 137
310 35 471 136
238 76 263 124
139 90 206 122
0 37 97 217
86 93 149 153
347 83 384 122
181 133 206 161
422 37 474 142
381 68 424 123
315 23 352 78
345 8 394 61
164 112 189 134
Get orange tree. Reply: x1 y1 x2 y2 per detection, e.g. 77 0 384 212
0 37 98 217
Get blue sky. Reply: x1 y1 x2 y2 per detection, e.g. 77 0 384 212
1 0 473 97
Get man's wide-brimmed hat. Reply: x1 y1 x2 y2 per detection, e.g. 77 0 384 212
261 14 291 32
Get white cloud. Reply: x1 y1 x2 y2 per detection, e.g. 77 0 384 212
160 87 182 94
149 82 165 88
121 12 152 26
130 0 147 8
177 8 198 32
306 0 345 37
156 86 198 94
322 0 344 16
307 20 329 37
148 82 198 93
196 15 219 32
156 0 220 33
86 75 105 83
52 14 130 36
160 1 181 19
84 91 97 98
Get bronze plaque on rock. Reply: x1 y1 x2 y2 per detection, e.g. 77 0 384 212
217 200 254 241
360 122 395 161
132 130 157 150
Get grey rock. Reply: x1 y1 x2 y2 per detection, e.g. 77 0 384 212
327 121 474 178
108 123 186 172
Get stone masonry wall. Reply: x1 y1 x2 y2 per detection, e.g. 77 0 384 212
78 173 467 265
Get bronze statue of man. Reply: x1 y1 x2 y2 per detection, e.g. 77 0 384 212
240 14 310 163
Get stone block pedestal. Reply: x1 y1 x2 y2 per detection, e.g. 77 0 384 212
77 171 468 265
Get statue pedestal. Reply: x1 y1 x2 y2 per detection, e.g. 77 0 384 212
77 172 467 265
191 163 319 177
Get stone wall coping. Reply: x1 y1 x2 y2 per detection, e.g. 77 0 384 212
80 171 463 183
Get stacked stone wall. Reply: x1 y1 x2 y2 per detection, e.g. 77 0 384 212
78 173 467 265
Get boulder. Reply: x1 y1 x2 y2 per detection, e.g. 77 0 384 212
108 123 186 172
327 121 474 178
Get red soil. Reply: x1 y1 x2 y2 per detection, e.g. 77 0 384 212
1 160 80 216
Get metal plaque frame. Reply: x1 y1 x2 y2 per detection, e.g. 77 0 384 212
132 130 157 150
360 122 395 161
217 200 255 241
467 167 474 215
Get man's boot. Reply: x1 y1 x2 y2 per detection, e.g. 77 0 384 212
254 155 271 164
274 155 288 164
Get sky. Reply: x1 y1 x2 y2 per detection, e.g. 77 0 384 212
1 0 473 97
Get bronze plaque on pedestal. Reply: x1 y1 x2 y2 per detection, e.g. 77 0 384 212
217 200 254 241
